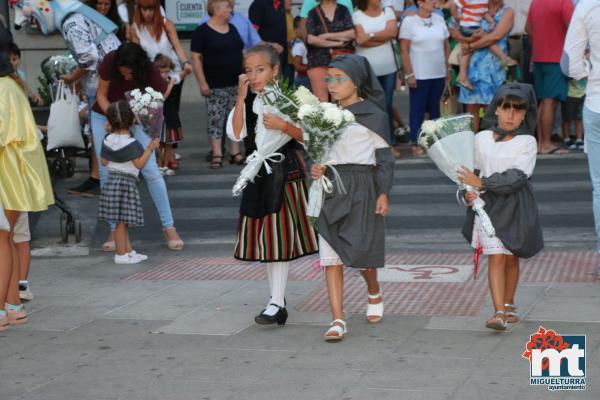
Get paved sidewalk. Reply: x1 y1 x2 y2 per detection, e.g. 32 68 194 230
3 96 599 400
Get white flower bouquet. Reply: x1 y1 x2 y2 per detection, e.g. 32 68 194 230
125 87 164 138
232 82 320 196
299 102 355 223
418 114 495 237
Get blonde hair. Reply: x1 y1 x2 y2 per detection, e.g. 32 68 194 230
207 0 230 16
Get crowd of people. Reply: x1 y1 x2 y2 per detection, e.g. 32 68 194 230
1 0 599 339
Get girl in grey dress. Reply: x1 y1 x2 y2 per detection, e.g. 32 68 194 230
311 55 395 341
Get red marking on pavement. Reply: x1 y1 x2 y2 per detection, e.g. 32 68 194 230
122 251 599 316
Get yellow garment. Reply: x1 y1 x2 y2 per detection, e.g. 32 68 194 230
0 77 54 212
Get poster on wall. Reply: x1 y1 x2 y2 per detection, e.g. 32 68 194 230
166 0 254 32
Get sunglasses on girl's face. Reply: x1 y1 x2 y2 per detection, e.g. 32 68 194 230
325 76 351 85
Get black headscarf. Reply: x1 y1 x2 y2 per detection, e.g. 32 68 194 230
481 82 538 142
328 55 389 141
0 22 14 76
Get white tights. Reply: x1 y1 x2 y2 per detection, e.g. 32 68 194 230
264 262 289 316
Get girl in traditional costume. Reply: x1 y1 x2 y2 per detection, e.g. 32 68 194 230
458 82 544 331
227 45 318 326
311 55 395 341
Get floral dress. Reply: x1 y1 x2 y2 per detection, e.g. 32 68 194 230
458 5 509 105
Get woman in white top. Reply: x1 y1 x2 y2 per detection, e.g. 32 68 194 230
311 55 394 341
130 0 192 169
399 0 450 157
458 83 543 331
353 0 399 147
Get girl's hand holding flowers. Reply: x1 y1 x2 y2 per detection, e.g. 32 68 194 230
263 113 287 131
147 138 160 151
458 166 482 189
464 191 479 206
311 164 327 180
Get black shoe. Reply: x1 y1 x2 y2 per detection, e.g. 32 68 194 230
254 304 288 326
68 178 100 197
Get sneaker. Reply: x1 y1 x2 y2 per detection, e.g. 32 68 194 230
575 139 584 151
564 138 575 149
114 254 143 264
19 284 34 301
129 250 148 262
159 167 175 176
68 178 100 197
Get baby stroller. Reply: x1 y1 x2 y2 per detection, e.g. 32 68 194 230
36 54 89 243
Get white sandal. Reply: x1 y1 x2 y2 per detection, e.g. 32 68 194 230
366 290 384 324
504 303 519 323
323 319 347 341
485 310 507 331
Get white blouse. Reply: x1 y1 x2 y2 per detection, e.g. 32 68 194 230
226 94 290 150
327 122 390 165
132 21 181 72
474 130 537 178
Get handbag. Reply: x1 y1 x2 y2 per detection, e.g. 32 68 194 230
47 80 85 151
440 82 459 117
315 6 354 59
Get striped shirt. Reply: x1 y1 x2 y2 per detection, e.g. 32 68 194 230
454 0 489 27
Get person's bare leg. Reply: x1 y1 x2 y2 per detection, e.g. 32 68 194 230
486 254 507 326
0 211 20 308
562 120 570 140
16 241 31 282
7 241 21 305
325 265 345 336
360 268 383 322
466 104 482 132
458 53 473 87
503 255 520 322
114 223 128 256
538 99 562 153
164 144 174 165
489 43 516 66
125 229 133 254
575 119 584 141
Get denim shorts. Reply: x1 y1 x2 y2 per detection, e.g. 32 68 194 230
533 62 568 101
460 26 481 38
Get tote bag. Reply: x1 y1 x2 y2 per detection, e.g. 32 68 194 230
47 80 85 150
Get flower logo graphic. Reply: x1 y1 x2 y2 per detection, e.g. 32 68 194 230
523 326 570 371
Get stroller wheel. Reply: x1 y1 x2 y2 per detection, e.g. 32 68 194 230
59 213 69 243
74 215 82 243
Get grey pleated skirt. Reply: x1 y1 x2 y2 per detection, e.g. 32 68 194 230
317 164 385 269
98 170 144 227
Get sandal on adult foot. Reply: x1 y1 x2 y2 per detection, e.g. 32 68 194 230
163 227 184 251
324 319 347 341
0 315 9 331
210 155 223 169
485 310 507 331
504 303 519 323
6 306 28 325
102 241 115 252
366 291 384 324
228 152 246 165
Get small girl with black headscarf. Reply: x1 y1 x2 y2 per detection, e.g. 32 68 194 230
311 54 395 341
458 82 544 331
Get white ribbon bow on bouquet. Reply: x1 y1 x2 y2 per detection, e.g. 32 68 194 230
306 164 347 221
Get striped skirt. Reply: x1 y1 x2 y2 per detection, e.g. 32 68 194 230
234 179 318 262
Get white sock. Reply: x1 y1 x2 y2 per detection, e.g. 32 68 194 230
264 262 288 316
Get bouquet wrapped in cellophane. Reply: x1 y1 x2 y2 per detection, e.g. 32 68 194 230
418 114 495 239
232 83 319 196
125 87 164 138
299 102 355 224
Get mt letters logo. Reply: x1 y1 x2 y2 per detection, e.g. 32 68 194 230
522 326 586 391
